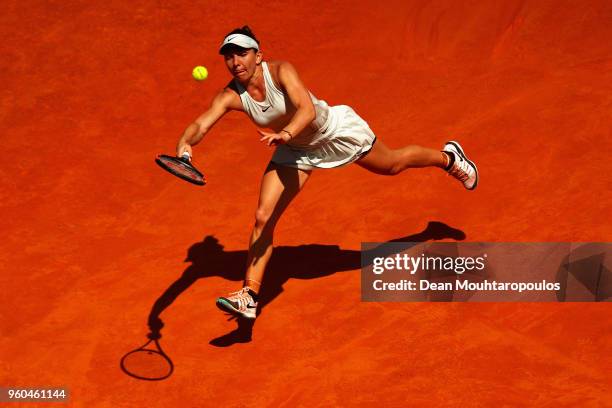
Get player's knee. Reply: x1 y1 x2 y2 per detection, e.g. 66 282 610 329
388 147 417 175
387 152 406 175
388 162 404 175
254 207 273 230
367 162 401 176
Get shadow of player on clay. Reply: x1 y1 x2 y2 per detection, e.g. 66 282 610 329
147 221 465 347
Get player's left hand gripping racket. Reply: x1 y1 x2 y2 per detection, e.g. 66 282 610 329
155 152 206 186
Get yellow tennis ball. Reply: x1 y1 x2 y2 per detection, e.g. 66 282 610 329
192 66 208 81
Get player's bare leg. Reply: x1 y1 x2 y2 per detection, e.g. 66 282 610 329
356 139 478 189
216 162 311 319
245 163 311 290
356 139 447 174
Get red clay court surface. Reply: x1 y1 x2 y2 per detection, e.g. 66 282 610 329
1 0 611 406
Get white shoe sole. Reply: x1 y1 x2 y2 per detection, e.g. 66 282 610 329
216 298 257 320
445 140 479 190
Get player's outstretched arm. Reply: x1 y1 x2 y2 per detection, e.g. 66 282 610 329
176 88 240 157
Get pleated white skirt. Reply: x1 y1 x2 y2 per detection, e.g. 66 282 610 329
271 105 376 170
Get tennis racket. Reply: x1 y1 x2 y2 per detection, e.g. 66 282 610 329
155 152 206 186
120 333 174 381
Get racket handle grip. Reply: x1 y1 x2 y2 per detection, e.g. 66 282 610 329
180 151 191 161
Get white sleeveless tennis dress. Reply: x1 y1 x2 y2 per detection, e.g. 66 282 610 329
234 61 376 170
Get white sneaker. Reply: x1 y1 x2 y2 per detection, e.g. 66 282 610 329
443 141 479 190
216 287 258 320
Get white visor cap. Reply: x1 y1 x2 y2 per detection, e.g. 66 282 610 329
219 33 259 54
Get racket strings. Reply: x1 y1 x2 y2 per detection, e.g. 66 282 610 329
156 154 205 185
120 340 174 381
161 159 201 180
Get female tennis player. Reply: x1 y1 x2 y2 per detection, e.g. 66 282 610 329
176 26 478 320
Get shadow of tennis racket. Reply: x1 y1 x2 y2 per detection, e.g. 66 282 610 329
120 319 174 381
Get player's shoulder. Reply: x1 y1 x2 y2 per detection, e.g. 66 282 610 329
267 60 295 74
214 83 242 110
266 60 299 87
